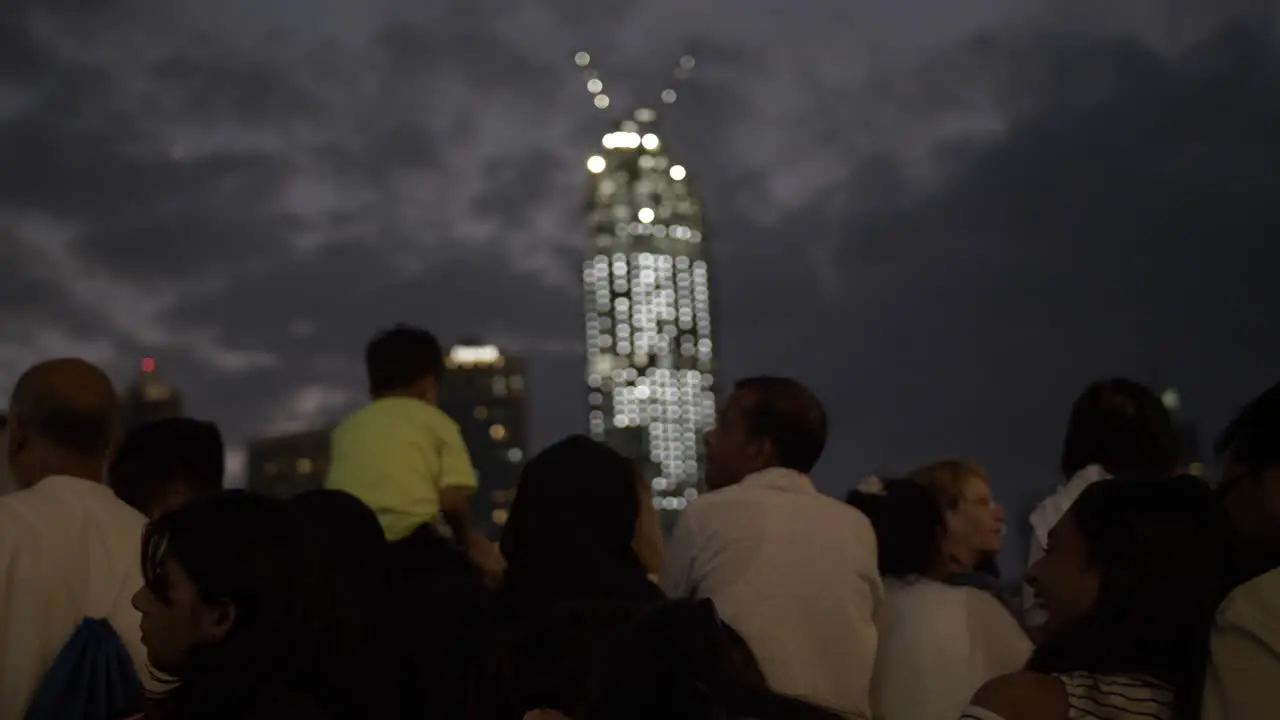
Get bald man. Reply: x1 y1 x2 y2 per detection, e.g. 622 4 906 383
0 359 152 718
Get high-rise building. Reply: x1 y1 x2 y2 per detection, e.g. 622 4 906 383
440 343 528 539
246 427 332 499
120 357 183 432
577 53 717 519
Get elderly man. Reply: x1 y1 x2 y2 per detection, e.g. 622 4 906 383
0 359 151 717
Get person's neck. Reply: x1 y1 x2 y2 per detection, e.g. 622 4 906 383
21 458 105 487
376 389 434 405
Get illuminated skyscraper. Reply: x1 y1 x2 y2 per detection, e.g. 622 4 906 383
439 343 528 539
120 357 183 432
577 53 716 516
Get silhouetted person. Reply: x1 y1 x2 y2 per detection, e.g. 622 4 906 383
1024 378 1177 625
0 359 152 717
1203 381 1280 720
661 377 882 717
110 417 224 520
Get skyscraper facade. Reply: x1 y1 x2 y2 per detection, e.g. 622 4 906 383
439 343 528 539
582 103 716 516
246 427 332 499
120 357 183 432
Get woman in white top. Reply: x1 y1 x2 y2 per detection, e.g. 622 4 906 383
962 475 1228 720
849 478 1031 720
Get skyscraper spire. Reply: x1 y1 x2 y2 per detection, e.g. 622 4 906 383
577 52 717 520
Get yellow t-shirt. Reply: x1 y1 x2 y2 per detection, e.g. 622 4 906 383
324 397 477 542
1202 567 1280 720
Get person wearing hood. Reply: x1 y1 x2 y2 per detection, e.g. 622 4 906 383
1023 378 1178 629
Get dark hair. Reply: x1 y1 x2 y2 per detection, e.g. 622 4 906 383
10 364 117 459
499 435 656 615
733 377 828 474
1026 475 1228 720
579 599 845 720
142 492 327 711
287 491 410 718
847 479 946 578
110 418 224 515
1215 381 1280 472
364 324 445 397
1060 378 1178 479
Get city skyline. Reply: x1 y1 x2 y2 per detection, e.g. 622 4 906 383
1 0 1278 553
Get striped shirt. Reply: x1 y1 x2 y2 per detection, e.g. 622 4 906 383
959 672 1174 720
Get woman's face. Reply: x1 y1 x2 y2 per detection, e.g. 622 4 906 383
1026 509 1100 632
131 554 234 674
947 475 1005 556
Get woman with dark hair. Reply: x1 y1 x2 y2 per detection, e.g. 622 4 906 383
963 475 1229 720
475 435 664 719
130 491 333 719
497 434 663 619
287 490 413 718
848 480 1030 720
1023 378 1178 625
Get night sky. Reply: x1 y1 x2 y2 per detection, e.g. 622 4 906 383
3 0 1279 566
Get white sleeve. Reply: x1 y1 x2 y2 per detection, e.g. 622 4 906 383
659 507 699 598
968 590 1034 679
1022 535 1047 627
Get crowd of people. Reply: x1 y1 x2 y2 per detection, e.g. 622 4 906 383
0 323 1276 720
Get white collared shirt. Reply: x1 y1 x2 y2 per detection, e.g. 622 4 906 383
661 467 883 718
0 475 151 718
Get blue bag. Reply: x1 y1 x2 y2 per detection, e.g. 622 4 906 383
23 617 147 720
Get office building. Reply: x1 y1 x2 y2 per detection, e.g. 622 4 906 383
246 427 331 500
120 357 183 431
578 53 717 518
440 343 528 539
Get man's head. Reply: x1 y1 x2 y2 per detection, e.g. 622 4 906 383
1059 377 1178 480
7 358 120 488
110 417 225 520
364 324 445 402
1216 381 1280 581
704 377 828 490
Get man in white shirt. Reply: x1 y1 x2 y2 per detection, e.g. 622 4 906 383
0 358 151 718
661 376 882 718
1204 381 1280 720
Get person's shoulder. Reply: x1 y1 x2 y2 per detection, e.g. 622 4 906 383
1219 568 1280 632
970 671 1067 720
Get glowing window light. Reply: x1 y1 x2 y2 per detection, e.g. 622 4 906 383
661 88 677 104
641 133 660 150
669 165 687 181
594 94 610 109
574 51 591 67
449 345 501 366
637 207 655 223
586 155 606 173
586 78 603 94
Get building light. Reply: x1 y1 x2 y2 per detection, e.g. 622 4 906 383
1188 462 1205 476
507 448 524 463
587 155 606 173
669 165 686 181
449 345 502 367
637 207 655 223
574 51 591 67
661 88 677 104
594 94 610 109
490 424 508 442
474 406 489 420
641 133 660 150
296 458 314 475
587 78 603 94
491 508 510 526
141 357 156 373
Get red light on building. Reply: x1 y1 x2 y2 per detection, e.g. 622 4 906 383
141 357 156 373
